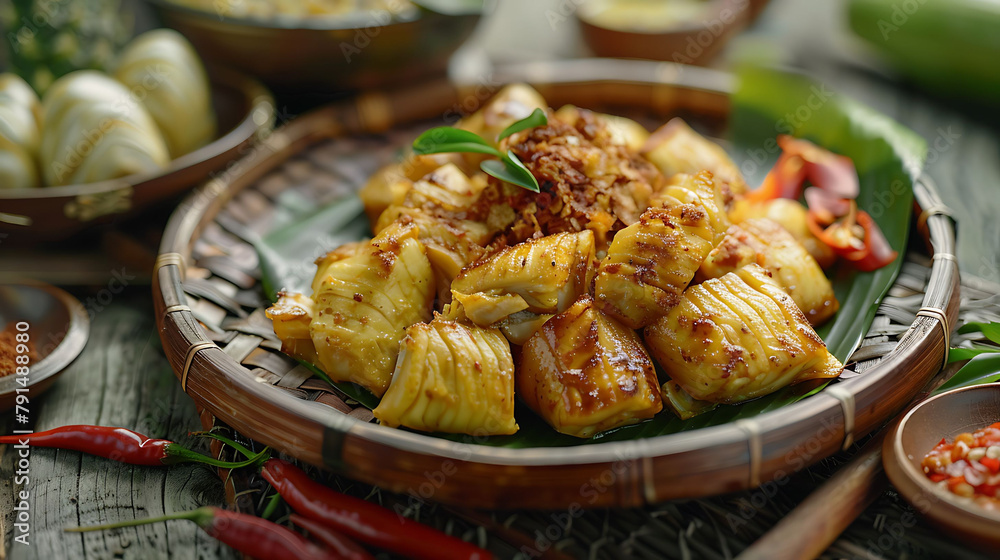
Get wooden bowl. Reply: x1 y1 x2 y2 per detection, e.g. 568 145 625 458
0 68 274 243
578 0 769 65
153 60 959 509
883 384 1000 550
0 283 89 410
147 0 481 92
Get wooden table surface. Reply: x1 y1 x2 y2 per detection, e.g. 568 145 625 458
0 290 238 560
2 0 998 558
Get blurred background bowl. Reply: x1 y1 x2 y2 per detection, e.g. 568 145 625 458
0 68 273 243
0 283 89 410
883 383 1000 552
147 0 482 92
578 0 769 65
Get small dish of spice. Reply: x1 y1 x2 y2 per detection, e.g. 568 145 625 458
922 422 1000 511
0 283 89 409
884 383 1000 551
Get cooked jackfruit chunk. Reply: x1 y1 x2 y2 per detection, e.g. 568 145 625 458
306 221 435 397
729 198 837 269
450 230 595 326
375 206 492 304
403 163 488 213
518 296 663 438
642 118 748 196
660 380 718 420
594 203 715 329
311 241 368 296
495 310 554 346
644 264 842 405
554 104 650 151
265 292 319 365
699 219 839 325
650 171 731 244
374 318 517 435
358 153 464 224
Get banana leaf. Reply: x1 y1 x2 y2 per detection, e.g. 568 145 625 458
936 354 1000 394
938 322 1000 393
255 67 927 447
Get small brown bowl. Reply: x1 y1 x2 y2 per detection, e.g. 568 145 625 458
578 0 769 66
0 68 273 243
883 383 1000 551
0 283 89 410
147 0 481 92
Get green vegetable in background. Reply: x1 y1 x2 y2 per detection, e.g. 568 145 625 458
3 0 132 94
848 0 1000 104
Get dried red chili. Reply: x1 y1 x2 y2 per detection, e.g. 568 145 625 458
261 458 493 560
291 514 374 560
67 506 340 560
0 425 265 468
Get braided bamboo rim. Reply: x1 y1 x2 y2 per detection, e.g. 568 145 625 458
153 60 960 509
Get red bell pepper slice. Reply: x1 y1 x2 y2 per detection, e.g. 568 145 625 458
778 135 859 199
747 152 806 201
806 202 898 271
746 135 859 202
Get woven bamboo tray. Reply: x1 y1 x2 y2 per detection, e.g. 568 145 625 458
153 60 959 510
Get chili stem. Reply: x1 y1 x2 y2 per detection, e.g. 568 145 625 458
190 431 258 460
65 508 211 532
165 444 269 469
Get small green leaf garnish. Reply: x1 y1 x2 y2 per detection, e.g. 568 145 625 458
412 127 498 156
482 152 541 193
411 111 548 192
497 108 547 142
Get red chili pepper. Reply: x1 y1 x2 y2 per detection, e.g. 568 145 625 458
777 135 859 199
291 514 374 560
746 135 859 202
747 152 806 202
0 425 263 468
929 473 948 483
946 476 967 493
980 457 1000 473
67 506 340 560
261 459 493 560
806 205 897 271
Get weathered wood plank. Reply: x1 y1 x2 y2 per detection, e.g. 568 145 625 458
0 290 239 560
